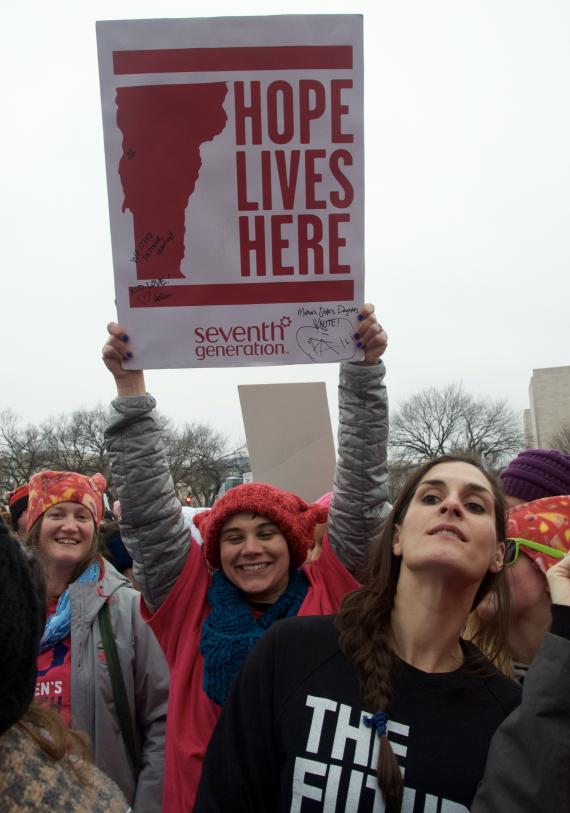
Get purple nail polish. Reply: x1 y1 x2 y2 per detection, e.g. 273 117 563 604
353 333 360 339
121 334 130 342
356 342 363 348
357 314 364 321
126 352 133 358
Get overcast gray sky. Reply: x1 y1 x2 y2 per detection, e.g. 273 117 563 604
2 1 568 446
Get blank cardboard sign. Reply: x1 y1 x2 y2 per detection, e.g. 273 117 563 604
238 382 336 503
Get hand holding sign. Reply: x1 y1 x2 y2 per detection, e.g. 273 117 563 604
102 322 146 397
354 303 388 365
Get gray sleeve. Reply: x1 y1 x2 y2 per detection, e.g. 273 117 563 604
327 361 391 579
471 632 570 812
104 395 190 614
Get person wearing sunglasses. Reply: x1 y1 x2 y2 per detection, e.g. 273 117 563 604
472 539 570 812
504 535 565 568
471 494 570 682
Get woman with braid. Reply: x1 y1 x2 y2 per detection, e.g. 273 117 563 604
195 454 522 812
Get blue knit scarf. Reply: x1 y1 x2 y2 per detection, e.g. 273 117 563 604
200 569 309 706
40 561 100 652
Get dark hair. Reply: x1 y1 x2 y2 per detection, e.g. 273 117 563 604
336 454 508 810
23 548 48 628
8 495 28 532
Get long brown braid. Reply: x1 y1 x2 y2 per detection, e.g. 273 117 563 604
336 454 509 810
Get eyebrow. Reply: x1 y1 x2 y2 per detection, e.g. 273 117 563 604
418 478 493 497
220 521 278 536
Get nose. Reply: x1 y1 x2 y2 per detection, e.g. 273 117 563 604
241 534 263 556
439 495 463 517
61 513 79 531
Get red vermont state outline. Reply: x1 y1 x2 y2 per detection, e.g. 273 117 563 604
117 83 228 280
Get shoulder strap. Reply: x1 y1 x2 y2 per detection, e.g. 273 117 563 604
98 601 138 772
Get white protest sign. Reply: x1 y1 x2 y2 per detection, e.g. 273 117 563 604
97 15 364 369
238 381 336 502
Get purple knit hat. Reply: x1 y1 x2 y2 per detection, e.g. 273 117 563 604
500 449 570 503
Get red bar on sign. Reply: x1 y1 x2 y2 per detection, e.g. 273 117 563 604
129 280 354 308
113 45 353 75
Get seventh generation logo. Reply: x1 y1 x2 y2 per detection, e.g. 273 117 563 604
193 316 291 361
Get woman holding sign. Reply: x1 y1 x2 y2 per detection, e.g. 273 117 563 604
102 303 389 813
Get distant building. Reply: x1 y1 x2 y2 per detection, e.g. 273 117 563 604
523 365 570 448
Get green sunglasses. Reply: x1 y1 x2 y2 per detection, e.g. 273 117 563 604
505 537 566 566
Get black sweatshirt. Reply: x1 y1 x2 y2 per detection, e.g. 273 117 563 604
195 615 521 812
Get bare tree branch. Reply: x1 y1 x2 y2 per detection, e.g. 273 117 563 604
389 384 523 467
550 424 570 454
0 406 249 507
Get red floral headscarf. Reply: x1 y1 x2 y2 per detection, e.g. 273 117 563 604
507 495 570 575
27 471 106 532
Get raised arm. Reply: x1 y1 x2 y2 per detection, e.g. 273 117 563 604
327 304 391 579
472 555 570 812
102 323 190 613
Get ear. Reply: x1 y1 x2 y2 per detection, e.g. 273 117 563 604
392 524 403 557
489 541 505 574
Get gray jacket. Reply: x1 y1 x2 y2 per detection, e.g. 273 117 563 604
331 360 391 579
70 560 168 812
105 360 390 613
472 621 570 812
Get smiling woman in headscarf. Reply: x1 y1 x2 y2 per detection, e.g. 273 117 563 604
0 516 129 812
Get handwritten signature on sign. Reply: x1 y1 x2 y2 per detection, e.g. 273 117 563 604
133 279 175 307
296 317 356 362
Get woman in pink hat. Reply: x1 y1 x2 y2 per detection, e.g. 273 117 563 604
102 303 389 813
0 516 130 813
25 470 169 813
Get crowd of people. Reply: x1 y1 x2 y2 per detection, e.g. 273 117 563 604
1 303 570 812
